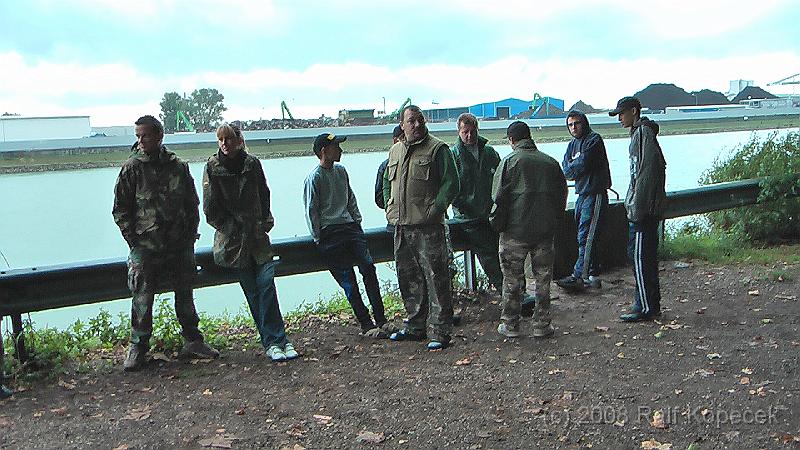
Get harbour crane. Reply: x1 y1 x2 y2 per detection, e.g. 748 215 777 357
767 73 800 86
280 101 295 121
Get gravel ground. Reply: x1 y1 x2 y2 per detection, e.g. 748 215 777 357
1 259 798 450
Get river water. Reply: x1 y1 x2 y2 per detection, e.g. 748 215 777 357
0 129 787 329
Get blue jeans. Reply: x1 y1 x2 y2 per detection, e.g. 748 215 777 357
318 223 386 331
237 260 288 349
573 193 607 280
627 218 661 315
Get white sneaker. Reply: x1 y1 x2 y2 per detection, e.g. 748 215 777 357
497 322 521 338
283 343 299 360
266 345 286 362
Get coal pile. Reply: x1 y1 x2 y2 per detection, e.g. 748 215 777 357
634 83 730 110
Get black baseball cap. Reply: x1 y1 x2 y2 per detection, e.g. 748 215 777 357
608 96 642 116
313 133 347 154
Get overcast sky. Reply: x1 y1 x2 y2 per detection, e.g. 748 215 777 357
1 0 799 126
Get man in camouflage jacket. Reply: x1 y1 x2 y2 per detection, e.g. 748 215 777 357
113 115 218 371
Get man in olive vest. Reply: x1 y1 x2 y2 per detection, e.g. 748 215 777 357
383 105 460 350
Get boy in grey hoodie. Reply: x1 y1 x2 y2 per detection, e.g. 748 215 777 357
609 97 666 322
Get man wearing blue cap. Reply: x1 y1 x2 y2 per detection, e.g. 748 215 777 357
304 133 391 337
609 96 666 322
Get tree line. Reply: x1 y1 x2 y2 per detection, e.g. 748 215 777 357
159 88 227 133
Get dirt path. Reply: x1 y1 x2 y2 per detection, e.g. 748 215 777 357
1 260 798 449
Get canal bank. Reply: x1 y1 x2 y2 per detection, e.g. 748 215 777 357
1 114 798 174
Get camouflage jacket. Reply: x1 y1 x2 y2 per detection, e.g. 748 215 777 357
202 151 275 268
112 146 200 252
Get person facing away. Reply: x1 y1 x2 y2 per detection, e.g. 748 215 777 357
374 125 405 210
303 132 393 338
383 105 460 350
609 96 666 322
491 121 567 339
555 110 612 292
202 123 298 362
450 112 504 291
112 115 219 372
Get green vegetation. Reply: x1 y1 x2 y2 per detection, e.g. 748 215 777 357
661 221 800 264
3 289 405 382
1 115 797 173
700 131 800 242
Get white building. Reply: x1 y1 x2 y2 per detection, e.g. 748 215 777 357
0 115 91 142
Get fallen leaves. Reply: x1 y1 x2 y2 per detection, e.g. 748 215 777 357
121 407 151 421
356 430 385 444
0 416 10 426
57 379 76 390
594 326 610 332
199 434 239 449
706 353 722 360
650 410 667 429
761 318 773 324
741 367 754 375
775 294 796 300
640 438 672 449
454 358 471 366
49 406 68 416
313 414 332 425
748 289 760 296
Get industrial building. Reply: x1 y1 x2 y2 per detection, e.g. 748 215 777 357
0 115 91 142
423 96 565 122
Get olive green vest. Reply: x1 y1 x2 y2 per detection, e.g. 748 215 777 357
385 134 447 225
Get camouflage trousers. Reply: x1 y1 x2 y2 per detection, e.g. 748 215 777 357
499 237 554 328
394 224 453 343
127 246 203 348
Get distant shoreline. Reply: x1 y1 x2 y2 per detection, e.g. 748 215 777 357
1 117 797 175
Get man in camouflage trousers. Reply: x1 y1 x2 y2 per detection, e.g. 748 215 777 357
383 106 460 350
491 122 567 339
113 115 219 371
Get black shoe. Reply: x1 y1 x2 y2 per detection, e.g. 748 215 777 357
452 314 462 326
555 275 586 292
521 294 536 318
0 385 12 399
619 311 660 322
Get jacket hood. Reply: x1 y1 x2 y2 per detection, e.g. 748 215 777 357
633 116 659 135
566 111 593 138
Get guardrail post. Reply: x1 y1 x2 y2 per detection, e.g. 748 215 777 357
463 250 477 291
11 314 28 363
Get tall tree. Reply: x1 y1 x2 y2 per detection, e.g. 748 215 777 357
188 88 227 132
159 92 185 133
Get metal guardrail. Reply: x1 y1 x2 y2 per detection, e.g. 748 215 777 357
0 176 795 363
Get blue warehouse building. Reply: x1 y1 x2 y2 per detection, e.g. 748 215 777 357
423 96 565 122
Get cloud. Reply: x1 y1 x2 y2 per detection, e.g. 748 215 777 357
3 49 800 126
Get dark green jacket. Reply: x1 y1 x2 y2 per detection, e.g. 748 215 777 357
112 147 199 252
490 139 567 244
202 151 275 268
451 135 500 219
